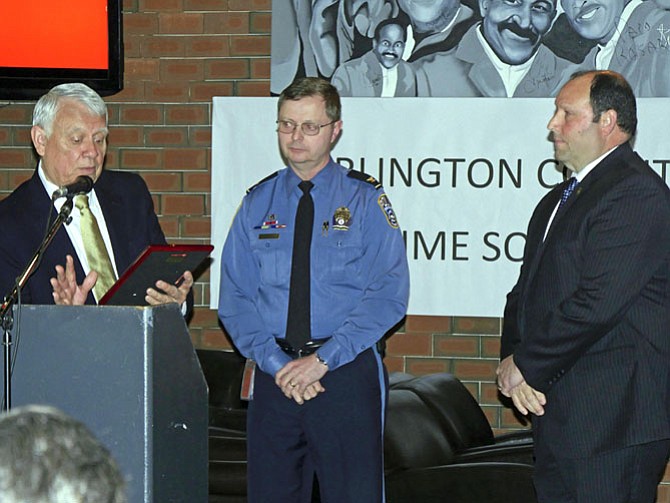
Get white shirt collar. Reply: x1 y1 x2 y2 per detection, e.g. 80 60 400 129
38 161 98 214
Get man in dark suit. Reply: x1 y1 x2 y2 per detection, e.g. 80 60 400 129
331 18 416 97
497 70 670 501
0 83 192 307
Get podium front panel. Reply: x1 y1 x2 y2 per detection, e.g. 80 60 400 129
2 304 208 502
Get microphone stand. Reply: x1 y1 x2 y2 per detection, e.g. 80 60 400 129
1 198 74 412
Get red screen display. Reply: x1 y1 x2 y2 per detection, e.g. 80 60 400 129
0 1 109 70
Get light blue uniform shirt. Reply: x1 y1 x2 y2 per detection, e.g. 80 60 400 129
219 159 410 376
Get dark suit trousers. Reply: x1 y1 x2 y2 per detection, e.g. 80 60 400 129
534 434 670 502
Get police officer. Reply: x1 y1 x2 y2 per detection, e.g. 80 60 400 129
219 77 410 502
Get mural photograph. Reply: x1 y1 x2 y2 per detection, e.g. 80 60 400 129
271 0 670 97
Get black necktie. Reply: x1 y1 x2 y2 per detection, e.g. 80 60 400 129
285 180 314 350
558 178 579 210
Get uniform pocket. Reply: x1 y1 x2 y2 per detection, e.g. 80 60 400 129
313 235 364 285
251 237 291 287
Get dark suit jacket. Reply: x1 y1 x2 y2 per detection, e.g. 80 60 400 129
502 143 670 458
0 169 167 306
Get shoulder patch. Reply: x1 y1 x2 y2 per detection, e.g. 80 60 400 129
347 170 382 190
377 193 399 229
246 171 279 194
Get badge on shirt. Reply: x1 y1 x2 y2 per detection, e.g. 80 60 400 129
378 194 399 229
332 207 351 231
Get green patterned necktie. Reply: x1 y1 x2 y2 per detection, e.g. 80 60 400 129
74 194 117 301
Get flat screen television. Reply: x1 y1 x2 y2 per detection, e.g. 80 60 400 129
0 0 123 100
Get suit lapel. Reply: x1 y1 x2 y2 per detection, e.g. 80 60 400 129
524 144 633 290
363 52 383 96
521 184 563 294
541 179 582 244
23 170 94 303
94 171 131 274
25 171 79 262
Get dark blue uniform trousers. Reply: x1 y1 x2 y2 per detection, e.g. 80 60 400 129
247 348 388 503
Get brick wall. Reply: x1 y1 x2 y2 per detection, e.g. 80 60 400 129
0 2 667 498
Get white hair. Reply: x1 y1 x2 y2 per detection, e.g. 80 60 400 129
32 83 108 136
0 405 126 503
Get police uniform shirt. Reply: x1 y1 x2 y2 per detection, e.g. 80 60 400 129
219 159 410 376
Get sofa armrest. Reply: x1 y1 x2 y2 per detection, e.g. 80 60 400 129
385 388 456 473
454 440 534 466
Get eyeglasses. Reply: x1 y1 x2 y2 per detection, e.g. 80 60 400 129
276 119 337 136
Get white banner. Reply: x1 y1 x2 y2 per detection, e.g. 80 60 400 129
210 97 670 316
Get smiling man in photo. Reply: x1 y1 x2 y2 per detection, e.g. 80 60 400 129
414 0 577 96
561 0 670 96
331 17 417 96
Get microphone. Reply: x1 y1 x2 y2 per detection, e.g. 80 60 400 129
51 176 94 200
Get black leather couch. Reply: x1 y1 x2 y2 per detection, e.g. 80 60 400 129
197 349 537 503
384 373 537 502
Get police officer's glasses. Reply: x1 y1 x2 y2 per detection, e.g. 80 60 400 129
276 120 336 136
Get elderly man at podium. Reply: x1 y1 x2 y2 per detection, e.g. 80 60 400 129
0 83 192 309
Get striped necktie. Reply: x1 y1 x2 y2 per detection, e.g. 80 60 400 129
74 194 116 301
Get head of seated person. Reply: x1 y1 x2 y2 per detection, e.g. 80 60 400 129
0 404 126 503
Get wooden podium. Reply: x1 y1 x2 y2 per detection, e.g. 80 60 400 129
2 303 208 502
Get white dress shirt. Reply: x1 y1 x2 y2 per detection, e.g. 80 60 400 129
39 164 119 299
379 63 399 97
